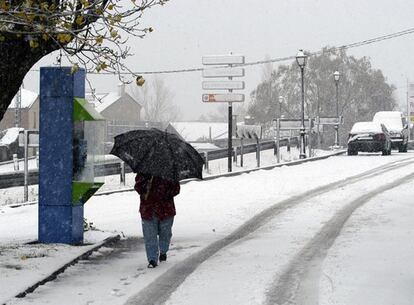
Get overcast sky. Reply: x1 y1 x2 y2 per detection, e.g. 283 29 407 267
24 0 414 120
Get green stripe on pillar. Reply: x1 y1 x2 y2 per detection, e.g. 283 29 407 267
72 181 104 206
73 98 105 122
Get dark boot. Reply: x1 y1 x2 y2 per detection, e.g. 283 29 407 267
147 260 158 268
159 253 167 262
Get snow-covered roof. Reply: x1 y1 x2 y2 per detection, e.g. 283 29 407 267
170 122 229 142
0 127 23 146
88 92 120 113
9 89 38 109
350 122 382 134
87 91 140 113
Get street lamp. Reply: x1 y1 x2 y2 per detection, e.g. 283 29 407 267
278 96 283 118
296 49 307 159
333 70 340 148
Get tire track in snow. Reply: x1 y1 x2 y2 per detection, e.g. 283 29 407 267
265 171 414 305
124 157 414 305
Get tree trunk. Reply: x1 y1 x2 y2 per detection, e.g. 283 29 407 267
0 39 58 122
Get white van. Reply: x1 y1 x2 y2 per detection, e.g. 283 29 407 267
372 111 408 152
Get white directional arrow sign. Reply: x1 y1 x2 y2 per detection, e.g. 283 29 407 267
202 55 245 65
202 67 245 78
278 119 313 130
202 81 245 90
316 116 344 125
202 93 245 103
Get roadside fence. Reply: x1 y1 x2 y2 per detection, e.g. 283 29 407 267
0 137 299 190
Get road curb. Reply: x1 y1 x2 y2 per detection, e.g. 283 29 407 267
199 150 347 181
4 234 121 304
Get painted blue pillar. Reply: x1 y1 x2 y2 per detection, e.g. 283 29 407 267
39 67 85 244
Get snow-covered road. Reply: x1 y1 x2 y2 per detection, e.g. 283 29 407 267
4 152 414 305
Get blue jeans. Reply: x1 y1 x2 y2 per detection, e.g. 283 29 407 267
141 216 174 263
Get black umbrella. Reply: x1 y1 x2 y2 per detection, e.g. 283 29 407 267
110 128 204 181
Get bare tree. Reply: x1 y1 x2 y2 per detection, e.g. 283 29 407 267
130 76 179 122
0 0 169 122
261 55 273 82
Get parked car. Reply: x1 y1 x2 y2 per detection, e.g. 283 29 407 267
372 111 408 152
347 122 392 156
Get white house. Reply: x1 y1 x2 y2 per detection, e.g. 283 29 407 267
0 88 39 131
87 83 142 125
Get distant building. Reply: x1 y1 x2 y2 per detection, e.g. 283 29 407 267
0 127 24 161
0 89 39 131
87 83 142 125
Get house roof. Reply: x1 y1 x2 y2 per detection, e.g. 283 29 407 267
87 91 140 113
170 122 229 142
9 89 38 109
0 127 23 146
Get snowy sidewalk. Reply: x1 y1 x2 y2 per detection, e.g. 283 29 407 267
0 203 118 304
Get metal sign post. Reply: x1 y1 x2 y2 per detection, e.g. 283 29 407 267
18 129 39 202
278 119 313 159
228 100 232 172
408 81 414 141
308 118 313 157
236 125 262 167
275 119 281 163
202 54 245 173
240 138 244 167
316 116 344 148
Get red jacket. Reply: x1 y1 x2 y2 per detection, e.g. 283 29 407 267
134 174 180 220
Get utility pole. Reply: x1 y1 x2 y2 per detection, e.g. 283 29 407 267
15 86 22 127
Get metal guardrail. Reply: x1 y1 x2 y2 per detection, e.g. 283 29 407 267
0 170 39 188
205 137 298 160
0 137 299 189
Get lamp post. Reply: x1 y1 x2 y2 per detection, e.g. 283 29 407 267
333 70 340 148
296 49 307 159
278 95 283 118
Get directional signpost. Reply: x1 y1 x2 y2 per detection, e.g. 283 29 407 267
202 54 245 172
202 55 245 65
202 67 245 78
315 116 344 147
202 93 245 103
19 130 39 202
202 81 245 90
316 116 344 125
275 118 314 162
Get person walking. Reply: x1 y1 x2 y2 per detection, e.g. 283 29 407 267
134 173 180 268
